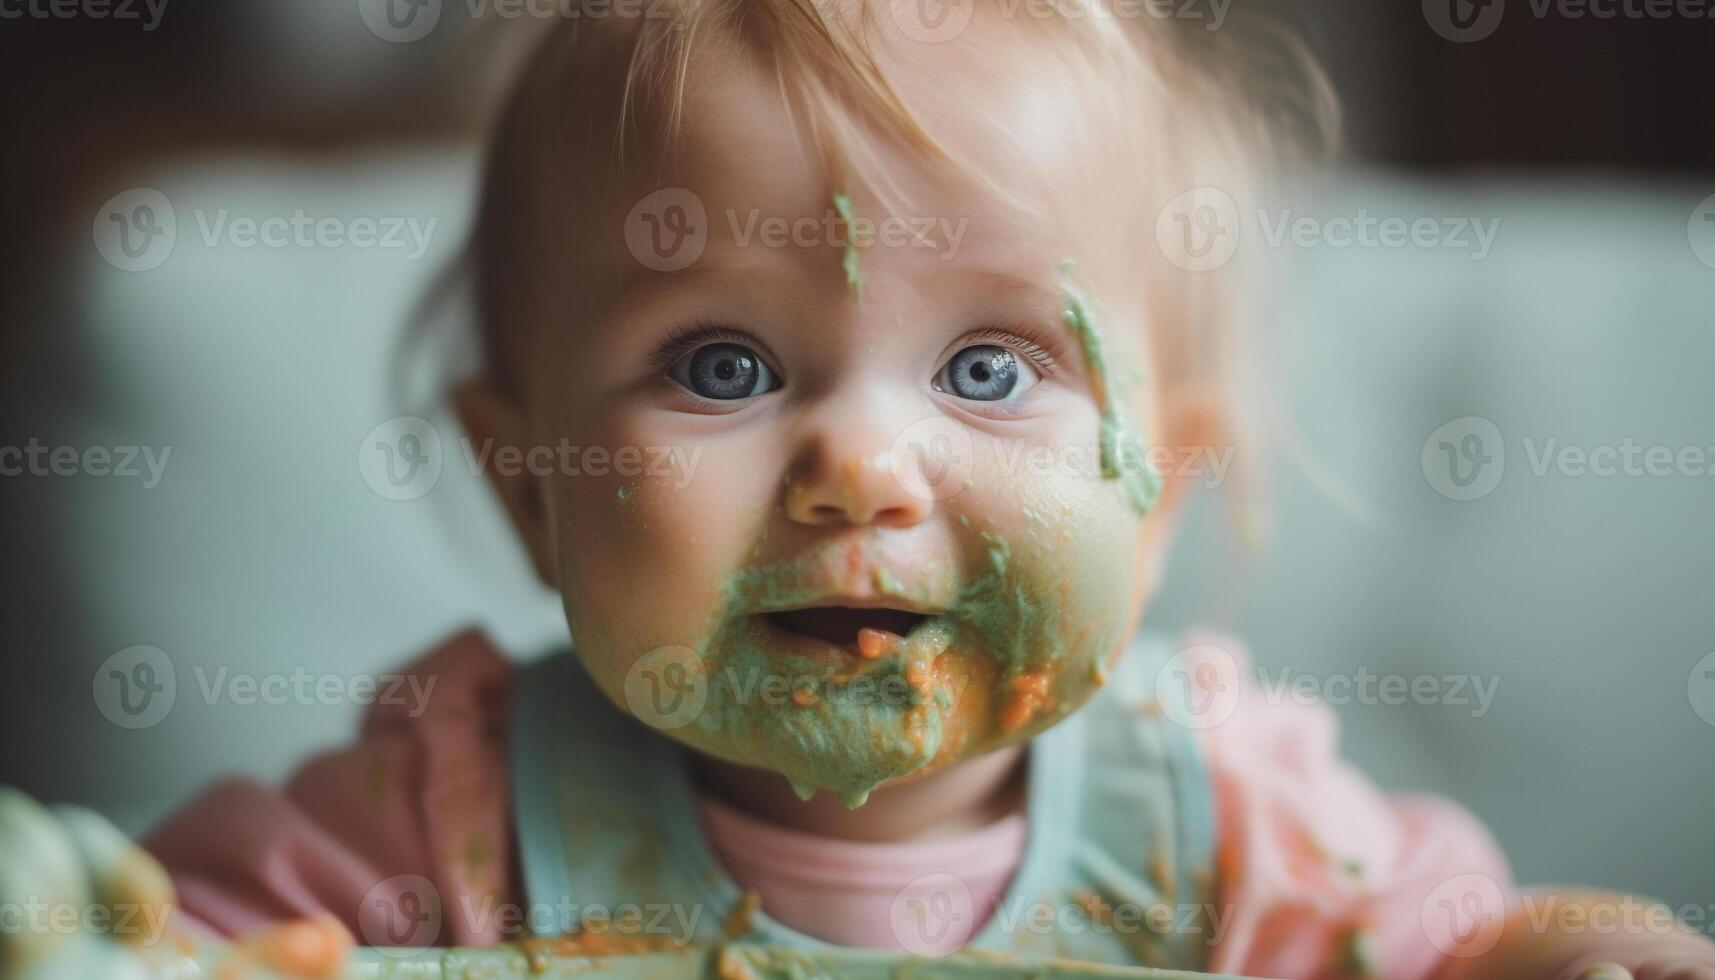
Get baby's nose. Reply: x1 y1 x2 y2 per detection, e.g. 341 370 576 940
784 432 934 528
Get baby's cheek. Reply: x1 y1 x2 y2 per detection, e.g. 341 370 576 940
551 429 767 695
934 439 1142 753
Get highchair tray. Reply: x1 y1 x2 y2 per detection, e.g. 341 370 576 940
319 943 1247 979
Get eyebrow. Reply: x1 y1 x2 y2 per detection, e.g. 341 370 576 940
946 267 1069 313
609 247 814 311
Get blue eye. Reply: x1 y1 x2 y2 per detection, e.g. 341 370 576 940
935 345 1038 402
669 341 777 400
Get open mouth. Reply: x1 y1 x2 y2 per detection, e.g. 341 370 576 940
762 606 931 656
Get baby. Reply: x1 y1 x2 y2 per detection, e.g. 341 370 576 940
6 1 1713 978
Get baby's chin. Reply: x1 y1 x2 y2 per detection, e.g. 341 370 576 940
691 646 953 809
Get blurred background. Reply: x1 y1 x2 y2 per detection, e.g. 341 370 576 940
1 0 1712 925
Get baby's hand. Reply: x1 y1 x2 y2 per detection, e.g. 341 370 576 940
0 786 180 979
1562 946 1715 980
0 787 353 979
1541 890 1715 980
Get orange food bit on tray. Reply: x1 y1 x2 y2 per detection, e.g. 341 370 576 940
249 914 353 978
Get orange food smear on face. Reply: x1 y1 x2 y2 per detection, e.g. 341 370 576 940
791 685 819 707
904 660 933 692
998 670 1052 733
856 627 895 660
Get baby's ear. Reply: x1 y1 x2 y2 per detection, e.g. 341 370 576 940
1152 386 1225 521
1130 386 1225 594
452 377 558 587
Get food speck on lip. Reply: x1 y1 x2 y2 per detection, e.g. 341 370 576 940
856 626 897 660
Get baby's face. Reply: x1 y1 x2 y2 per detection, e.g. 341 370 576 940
497 41 1177 807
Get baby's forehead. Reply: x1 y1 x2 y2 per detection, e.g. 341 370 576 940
663 23 1141 272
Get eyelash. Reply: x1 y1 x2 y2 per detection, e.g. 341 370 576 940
955 324 1061 376
646 320 761 371
644 319 1065 380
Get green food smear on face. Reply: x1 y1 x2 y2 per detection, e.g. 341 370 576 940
832 190 863 297
694 555 947 809
1059 261 1161 516
689 523 1091 808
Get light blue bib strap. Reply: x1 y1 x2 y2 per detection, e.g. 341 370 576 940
510 632 1216 968
992 633 1219 970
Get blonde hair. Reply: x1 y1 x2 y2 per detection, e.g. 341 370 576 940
464 0 1339 514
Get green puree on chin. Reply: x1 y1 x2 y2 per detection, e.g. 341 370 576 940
696 554 951 809
1058 259 1162 516
695 529 1080 809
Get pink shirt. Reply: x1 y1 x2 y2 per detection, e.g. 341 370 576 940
146 629 1513 977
